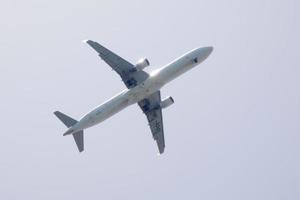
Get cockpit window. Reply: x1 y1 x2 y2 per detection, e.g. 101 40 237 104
193 58 198 63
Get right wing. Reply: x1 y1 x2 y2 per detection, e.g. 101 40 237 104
85 40 149 88
138 91 165 154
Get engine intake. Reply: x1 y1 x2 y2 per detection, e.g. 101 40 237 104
160 96 174 109
135 58 150 71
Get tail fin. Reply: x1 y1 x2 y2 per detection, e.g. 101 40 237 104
54 111 84 152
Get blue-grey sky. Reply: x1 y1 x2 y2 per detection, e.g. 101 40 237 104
0 0 299 199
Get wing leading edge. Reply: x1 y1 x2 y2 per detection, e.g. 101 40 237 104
85 40 149 88
138 91 165 154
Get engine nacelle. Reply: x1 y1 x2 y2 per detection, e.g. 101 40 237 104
135 58 150 71
160 96 174 109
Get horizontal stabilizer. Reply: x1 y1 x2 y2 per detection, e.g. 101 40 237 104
73 131 84 152
54 111 84 153
54 111 77 128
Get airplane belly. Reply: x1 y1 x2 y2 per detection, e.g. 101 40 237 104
94 98 129 124
151 47 213 85
156 57 193 84
77 92 130 130
75 80 161 131
126 78 162 104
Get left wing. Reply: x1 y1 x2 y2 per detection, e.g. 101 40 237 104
85 40 149 88
138 91 165 154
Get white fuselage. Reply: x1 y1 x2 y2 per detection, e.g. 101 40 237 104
65 47 213 135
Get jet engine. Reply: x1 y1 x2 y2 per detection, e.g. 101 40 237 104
160 96 174 109
135 58 150 71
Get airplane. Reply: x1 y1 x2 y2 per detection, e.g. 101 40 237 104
54 40 213 154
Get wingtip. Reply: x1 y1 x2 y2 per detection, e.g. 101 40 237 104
78 149 84 153
82 39 95 45
158 149 164 155
53 111 60 116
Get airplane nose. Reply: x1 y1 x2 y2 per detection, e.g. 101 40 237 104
195 46 213 63
202 46 213 57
